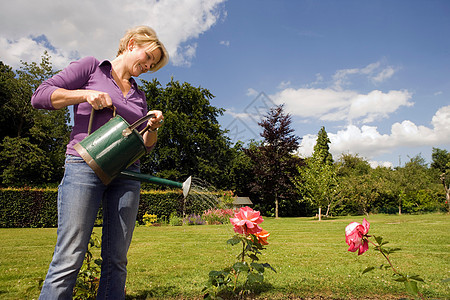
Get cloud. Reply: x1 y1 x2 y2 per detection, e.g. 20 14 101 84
270 60 412 124
277 80 291 89
271 87 412 124
0 0 226 69
332 61 397 89
297 105 450 162
220 40 230 47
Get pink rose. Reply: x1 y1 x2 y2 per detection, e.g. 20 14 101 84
230 206 263 235
345 218 370 255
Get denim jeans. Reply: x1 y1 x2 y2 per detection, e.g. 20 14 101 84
39 155 141 300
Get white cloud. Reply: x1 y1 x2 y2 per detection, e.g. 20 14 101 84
246 88 259 97
371 66 395 83
271 87 412 124
0 0 226 69
220 40 230 47
332 61 396 89
297 105 450 162
277 80 291 89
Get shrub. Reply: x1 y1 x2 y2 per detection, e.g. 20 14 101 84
169 212 183 226
142 212 158 226
183 214 205 225
202 208 238 225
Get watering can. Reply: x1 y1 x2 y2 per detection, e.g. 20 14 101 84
73 108 192 197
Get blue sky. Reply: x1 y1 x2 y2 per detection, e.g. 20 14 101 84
1 0 449 167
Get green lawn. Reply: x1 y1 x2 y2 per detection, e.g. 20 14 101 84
1 213 449 299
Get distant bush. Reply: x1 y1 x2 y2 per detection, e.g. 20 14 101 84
0 188 210 228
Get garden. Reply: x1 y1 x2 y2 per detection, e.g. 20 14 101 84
1 211 448 299
1 54 449 300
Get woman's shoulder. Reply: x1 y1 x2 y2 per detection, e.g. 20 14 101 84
74 56 101 68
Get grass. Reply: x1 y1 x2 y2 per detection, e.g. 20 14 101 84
0 213 449 299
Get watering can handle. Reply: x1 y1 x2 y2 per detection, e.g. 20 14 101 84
87 106 117 135
122 113 156 137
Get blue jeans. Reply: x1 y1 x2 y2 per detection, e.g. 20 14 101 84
39 155 141 299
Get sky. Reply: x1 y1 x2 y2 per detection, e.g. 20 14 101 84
1 0 449 168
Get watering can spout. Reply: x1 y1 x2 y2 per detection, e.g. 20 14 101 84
119 171 192 198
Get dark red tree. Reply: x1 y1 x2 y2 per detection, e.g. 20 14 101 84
245 104 303 217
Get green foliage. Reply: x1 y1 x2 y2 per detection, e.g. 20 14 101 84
140 78 234 189
0 54 71 186
169 212 183 226
0 137 53 186
296 127 338 217
0 188 208 228
360 234 425 299
204 234 275 299
313 126 333 165
0 188 57 228
73 232 102 300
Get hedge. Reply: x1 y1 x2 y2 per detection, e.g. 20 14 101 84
0 188 211 228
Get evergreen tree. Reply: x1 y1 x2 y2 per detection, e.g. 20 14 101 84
296 127 337 219
313 126 333 165
245 104 302 217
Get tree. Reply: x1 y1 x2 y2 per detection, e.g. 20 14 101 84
0 53 71 186
394 154 433 214
335 154 374 215
244 104 302 218
224 141 255 196
296 127 337 219
431 147 450 211
139 78 234 189
313 126 333 165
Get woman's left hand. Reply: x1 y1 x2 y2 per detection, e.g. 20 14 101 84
147 110 164 132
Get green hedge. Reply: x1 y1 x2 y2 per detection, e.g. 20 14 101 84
0 188 209 228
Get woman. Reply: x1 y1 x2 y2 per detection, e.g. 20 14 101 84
31 25 168 299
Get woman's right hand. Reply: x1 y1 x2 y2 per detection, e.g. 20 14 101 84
84 90 113 110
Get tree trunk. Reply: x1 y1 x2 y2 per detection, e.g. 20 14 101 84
318 207 321 221
275 196 279 219
325 203 331 217
441 174 450 212
445 184 450 212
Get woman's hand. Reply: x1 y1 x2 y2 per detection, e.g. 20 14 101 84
84 90 113 110
146 110 164 131
142 110 163 148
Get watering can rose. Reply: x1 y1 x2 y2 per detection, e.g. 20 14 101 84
230 206 264 235
345 218 370 255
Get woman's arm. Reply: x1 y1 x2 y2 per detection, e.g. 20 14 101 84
50 88 112 110
31 57 101 110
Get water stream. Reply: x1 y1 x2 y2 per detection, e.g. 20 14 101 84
182 177 220 216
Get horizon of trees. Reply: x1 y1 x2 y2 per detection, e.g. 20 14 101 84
1 54 448 217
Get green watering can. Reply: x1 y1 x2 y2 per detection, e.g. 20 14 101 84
73 109 192 198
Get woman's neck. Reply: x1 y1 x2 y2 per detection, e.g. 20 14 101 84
111 56 131 82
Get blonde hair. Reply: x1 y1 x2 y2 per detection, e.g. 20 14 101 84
117 25 169 72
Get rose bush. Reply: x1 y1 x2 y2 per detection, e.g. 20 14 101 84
204 206 275 299
345 218 425 299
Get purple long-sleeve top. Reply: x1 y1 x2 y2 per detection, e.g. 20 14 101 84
31 56 151 157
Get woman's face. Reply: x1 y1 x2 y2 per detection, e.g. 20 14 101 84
128 43 162 77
